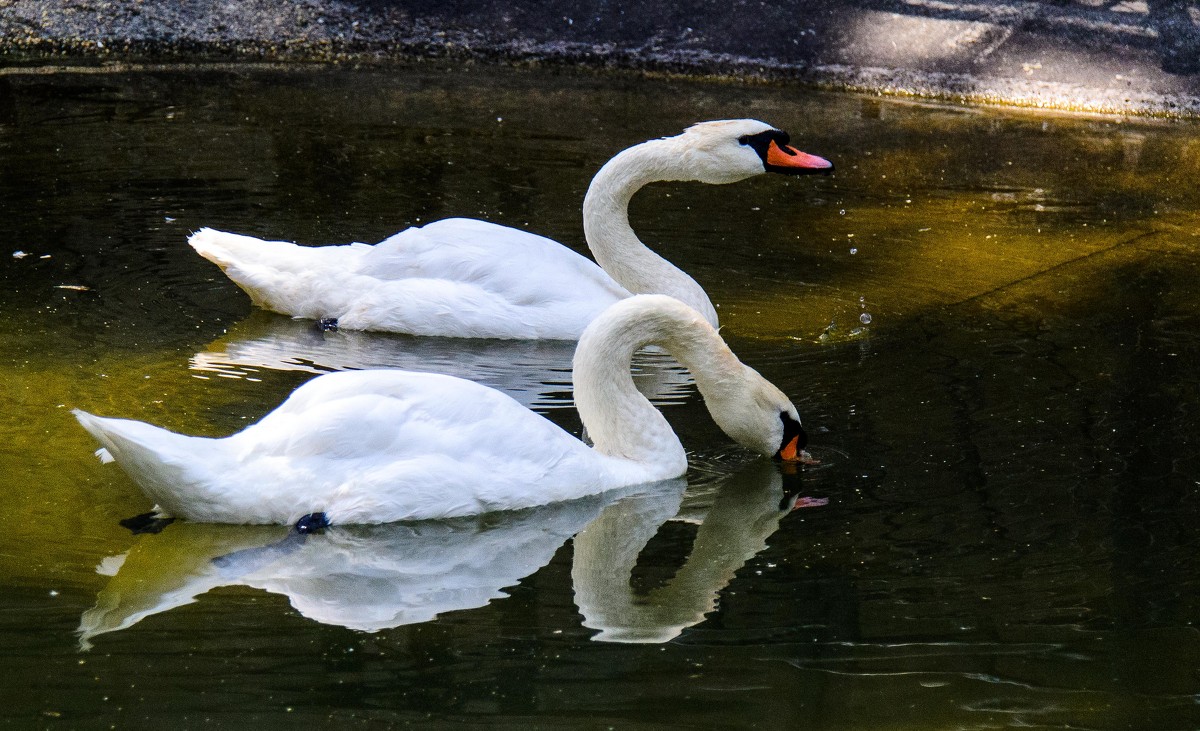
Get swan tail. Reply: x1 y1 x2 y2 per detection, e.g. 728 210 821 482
188 228 288 307
188 228 285 272
73 409 226 516
189 228 367 318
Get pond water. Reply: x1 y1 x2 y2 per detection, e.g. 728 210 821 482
1 63 1199 728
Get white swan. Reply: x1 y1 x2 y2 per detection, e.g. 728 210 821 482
189 120 831 339
74 295 808 525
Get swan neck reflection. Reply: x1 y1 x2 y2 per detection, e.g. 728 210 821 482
572 461 791 643
78 463 797 649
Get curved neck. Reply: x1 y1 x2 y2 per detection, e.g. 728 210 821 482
582 139 720 328
572 297 742 467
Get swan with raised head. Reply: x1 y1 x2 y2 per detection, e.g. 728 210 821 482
74 295 808 525
190 120 831 338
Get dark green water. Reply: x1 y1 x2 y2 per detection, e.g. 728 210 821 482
1 63 1199 729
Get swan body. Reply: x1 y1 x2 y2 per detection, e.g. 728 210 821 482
75 295 807 525
191 219 630 339
190 119 831 339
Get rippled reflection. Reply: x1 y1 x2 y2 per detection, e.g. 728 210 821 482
78 487 632 649
574 460 800 643
78 461 804 649
192 310 695 411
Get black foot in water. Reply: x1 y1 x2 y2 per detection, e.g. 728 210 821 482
316 317 339 332
119 512 176 535
294 512 331 534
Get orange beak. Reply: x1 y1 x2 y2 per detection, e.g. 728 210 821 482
767 139 833 171
779 435 801 462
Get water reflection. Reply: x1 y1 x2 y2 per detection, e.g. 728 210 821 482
574 460 800 643
191 310 695 411
78 487 630 650
78 461 805 649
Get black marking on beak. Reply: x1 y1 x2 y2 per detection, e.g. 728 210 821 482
739 129 833 176
774 412 808 460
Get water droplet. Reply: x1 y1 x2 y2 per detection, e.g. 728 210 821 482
839 209 846 215
849 248 857 255
859 313 873 325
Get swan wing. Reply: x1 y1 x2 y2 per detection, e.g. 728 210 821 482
364 218 615 289
194 220 631 338
229 370 606 523
341 218 631 337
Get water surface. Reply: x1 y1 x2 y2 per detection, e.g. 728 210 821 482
1 64 1199 729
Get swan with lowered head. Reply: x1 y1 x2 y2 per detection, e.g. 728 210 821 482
190 120 831 339
73 295 809 525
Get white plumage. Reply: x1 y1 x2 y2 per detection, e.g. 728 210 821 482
191 219 628 339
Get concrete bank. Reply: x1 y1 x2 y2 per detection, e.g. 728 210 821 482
1 0 1198 117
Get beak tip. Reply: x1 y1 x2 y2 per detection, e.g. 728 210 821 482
766 142 834 175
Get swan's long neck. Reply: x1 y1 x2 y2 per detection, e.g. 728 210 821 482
583 139 720 328
573 296 743 467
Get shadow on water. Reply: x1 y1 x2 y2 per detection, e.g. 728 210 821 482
0 64 1199 728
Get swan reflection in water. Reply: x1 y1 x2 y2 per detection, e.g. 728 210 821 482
78 460 809 649
574 460 800 643
191 310 694 412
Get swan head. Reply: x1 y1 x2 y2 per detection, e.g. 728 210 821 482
704 365 809 462
672 119 833 185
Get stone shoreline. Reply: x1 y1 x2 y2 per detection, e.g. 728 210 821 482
1 0 1198 117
